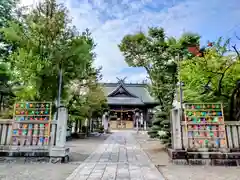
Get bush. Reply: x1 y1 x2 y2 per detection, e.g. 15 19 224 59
98 125 104 133
147 110 171 147
81 125 87 133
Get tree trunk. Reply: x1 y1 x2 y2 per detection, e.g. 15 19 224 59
79 119 82 132
74 120 78 133
0 94 3 112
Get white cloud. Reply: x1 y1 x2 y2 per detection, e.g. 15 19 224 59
19 0 240 83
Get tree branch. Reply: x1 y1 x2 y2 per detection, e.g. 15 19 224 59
232 45 240 59
217 61 235 95
235 32 240 41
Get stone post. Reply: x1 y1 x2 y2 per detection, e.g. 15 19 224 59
71 122 75 133
56 107 67 147
171 108 182 149
50 106 69 158
102 111 109 133
135 109 140 133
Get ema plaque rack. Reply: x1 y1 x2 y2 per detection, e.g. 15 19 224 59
12 102 52 146
184 103 227 150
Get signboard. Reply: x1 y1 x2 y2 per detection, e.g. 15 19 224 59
12 102 52 146
184 103 226 149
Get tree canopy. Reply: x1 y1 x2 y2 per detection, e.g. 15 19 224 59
0 0 108 121
1 0 96 101
119 27 200 111
119 27 200 145
180 37 240 120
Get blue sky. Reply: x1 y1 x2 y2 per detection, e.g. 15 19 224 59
20 0 240 83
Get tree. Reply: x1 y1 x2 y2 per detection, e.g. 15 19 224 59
119 27 200 145
148 110 170 145
0 0 95 102
0 0 18 27
0 0 20 117
181 37 240 120
119 28 200 110
0 0 18 60
67 78 108 135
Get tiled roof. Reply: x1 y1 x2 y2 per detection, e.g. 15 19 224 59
107 97 144 105
102 82 158 105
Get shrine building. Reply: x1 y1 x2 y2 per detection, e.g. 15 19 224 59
102 78 159 129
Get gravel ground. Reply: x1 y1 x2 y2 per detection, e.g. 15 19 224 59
134 131 240 180
0 134 109 180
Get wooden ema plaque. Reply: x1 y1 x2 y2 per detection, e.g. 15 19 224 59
12 102 52 146
184 103 227 150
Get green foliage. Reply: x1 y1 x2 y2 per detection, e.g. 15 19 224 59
98 125 104 133
178 32 201 47
0 0 96 102
147 108 171 146
0 0 18 60
119 27 200 145
0 62 16 115
181 39 239 101
119 28 200 112
81 125 87 133
181 38 240 120
0 0 18 26
67 79 108 126
0 0 107 121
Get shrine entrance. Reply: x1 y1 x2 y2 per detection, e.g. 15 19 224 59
109 110 134 129
102 77 159 131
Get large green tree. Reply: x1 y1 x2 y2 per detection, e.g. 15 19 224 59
67 77 108 134
119 28 200 111
0 0 19 116
0 0 18 59
1 0 94 102
119 27 200 145
181 38 240 120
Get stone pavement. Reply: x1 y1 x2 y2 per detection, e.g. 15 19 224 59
66 130 165 180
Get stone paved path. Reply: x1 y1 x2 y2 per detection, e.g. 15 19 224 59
66 131 165 180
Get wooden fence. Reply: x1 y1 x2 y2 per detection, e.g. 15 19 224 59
0 119 57 152
180 121 240 150
171 108 240 151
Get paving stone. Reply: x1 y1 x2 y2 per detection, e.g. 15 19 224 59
73 175 87 180
66 131 165 180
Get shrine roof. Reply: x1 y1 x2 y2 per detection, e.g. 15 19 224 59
107 97 144 105
102 81 158 106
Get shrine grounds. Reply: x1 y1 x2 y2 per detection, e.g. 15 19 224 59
0 135 109 180
0 131 240 180
135 132 240 180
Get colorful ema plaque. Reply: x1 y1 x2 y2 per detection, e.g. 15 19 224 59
184 103 227 149
11 102 52 146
